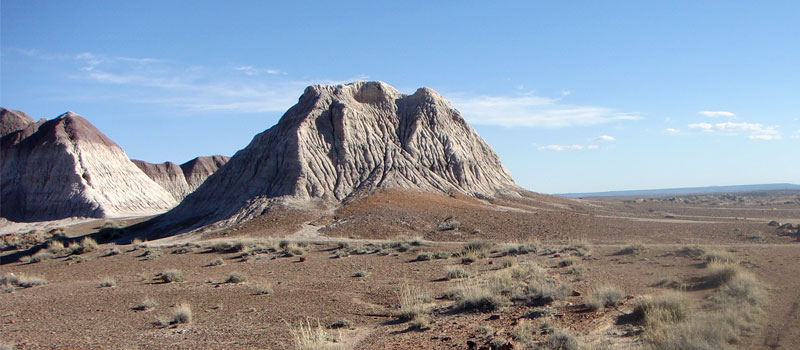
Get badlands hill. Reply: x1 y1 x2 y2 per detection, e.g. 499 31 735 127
0 108 37 138
0 110 177 221
132 155 230 201
151 81 520 232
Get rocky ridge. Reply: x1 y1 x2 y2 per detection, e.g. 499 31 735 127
1 111 177 221
132 155 230 201
154 81 519 231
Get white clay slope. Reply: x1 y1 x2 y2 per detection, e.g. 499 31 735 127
1 112 177 221
158 81 518 230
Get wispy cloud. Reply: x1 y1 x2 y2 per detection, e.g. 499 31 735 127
665 127 680 134
12 48 367 114
595 135 615 142
539 144 585 151
688 121 781 140
449 94 641 128
699 110 735 118
234 65 285 76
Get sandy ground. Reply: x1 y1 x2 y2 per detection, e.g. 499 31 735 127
1 189 799 349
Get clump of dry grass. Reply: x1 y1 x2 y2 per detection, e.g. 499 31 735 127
160 269 185 283
561 240 592 256
224 272 248 284
46 240 65 254
2 273 47 289
702 250 737 265
70 237 98 255
614 243 646 256
631 292 690 327
103 247 121 256
445 266 470 280
30 250 54 263
172 303 192 324
586 285 623 311
545 329 581 350
133 296 157 311
328 318 353 329
395 283 428 321
206 258 224 266
254 284 273 295
98 277 116 288
452 281 505 312
289 318 342 350
702 263 740 288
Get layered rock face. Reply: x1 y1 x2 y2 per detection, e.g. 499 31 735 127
133 155 230 201
1 111 177 221
159 81 518 229
1 107 36 138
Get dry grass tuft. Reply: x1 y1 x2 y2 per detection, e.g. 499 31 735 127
445 266 470 280
614 243 646 256
452 281 505 312
631 292 690 327
289 318 342 350
395 283 428 321
586 285 623 311
172 302 192 324
160 269 186 283
224 272 248 284
133 296 157 311
98 277 116 288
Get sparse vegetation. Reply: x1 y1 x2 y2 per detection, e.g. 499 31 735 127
703 250 737 265
171 302 192 324
207 258 224 266
445 266 470 280
415 252 434 261
614 243 646 256
289 318 341 350
98 277 116 288
133 296 157 311
395 283 428 322
70 237 98 255
1 273 47 289
631 292 690 327
328 318 353 329
30 250 54 263
586 286 623 311
545 330 581 350
224 272 248 284
352 271 370 278
160 269 186 283
254 284 274 295
452 281 505 312
104 247 121 256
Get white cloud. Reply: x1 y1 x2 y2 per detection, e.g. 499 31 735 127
539 144 584 151
699 110 735 118
595 135 615 142
665 128 680 134
688 121 781 140
587 145 600 150
234 65 284 76
23 49 366 114
688 122 714 131
450 94 640 128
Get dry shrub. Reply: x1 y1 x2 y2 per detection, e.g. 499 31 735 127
587 285 623 311
160 269 185 283
289 318 342 350
133 296 157 311
30 250 54 263
395 283 427 321
445 266 470 280
614 243 646 256
452 281 505 312
172 302 192 324
702 263 740 288
225 272 248 284
545 329 581 350
98 277 116 288
702 250 737 265
631 292 690 327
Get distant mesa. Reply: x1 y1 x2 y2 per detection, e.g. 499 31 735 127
0 107 227 222
153 81 520 233
132 155 230 201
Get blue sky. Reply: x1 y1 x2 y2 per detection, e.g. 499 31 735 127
2 1 798 193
